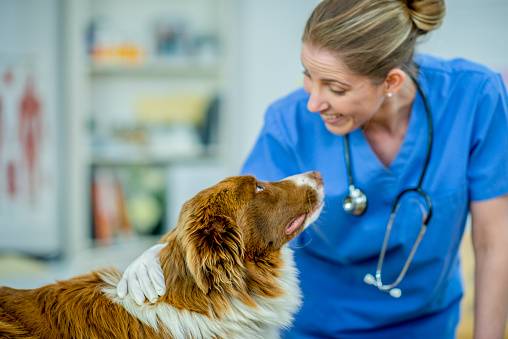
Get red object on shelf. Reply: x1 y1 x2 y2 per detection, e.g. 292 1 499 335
92 170 132 245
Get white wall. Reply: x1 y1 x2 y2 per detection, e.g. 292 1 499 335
417 0 508 68
229 0 508 172
227 0 319 171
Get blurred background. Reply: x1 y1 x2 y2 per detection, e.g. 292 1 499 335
0 0 506 337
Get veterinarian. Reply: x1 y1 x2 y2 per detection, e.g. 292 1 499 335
118 0 508 337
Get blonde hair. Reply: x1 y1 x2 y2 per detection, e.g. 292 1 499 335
302 0 445 82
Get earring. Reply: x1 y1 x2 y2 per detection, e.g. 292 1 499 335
386 92 393 98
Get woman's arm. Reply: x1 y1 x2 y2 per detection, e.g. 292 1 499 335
470 194 508 339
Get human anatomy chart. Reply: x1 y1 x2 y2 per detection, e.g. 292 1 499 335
0 57 59 254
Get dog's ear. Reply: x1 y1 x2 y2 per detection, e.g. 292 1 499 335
182 211 246 294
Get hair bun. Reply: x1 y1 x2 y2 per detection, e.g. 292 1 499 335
405 0 445 34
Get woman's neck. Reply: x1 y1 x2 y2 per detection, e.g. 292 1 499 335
364 77 417 137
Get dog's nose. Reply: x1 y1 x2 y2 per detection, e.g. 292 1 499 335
308 171 323 186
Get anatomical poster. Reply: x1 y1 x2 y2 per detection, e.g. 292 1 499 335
0 57 60 256
0 0 61 256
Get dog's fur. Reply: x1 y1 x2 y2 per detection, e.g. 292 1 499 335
0 172 324 339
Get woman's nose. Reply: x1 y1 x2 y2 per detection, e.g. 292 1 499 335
306 88 328 113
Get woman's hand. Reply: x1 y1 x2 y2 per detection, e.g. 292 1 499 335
117 243 167 305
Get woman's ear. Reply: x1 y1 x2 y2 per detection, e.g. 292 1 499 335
383 68 407 96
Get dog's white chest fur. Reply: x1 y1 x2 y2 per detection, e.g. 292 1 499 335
102 246 301 339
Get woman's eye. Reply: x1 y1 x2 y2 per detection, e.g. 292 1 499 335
255 184 265 193
329 87 346 96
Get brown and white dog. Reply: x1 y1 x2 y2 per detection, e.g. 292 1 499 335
0 171 324 339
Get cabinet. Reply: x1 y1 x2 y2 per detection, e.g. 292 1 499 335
64 0 234 252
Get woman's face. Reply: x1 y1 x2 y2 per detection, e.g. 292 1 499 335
301 42 387 135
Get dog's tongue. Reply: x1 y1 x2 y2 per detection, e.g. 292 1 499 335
285 214 306 235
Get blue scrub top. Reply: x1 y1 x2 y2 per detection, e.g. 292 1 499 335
241 54 508 338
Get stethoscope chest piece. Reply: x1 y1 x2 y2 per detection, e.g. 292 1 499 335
342 185 367 216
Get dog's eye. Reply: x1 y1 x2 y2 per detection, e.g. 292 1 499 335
255 184 265 193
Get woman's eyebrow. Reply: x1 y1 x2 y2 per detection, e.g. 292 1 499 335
301 61 352 88
301 63 351 87
322 78 351 88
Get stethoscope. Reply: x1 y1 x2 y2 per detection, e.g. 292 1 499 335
342 74 434 298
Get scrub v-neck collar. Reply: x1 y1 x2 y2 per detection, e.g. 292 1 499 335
348 73 426 178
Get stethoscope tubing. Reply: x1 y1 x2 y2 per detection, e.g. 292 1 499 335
343 70 435 296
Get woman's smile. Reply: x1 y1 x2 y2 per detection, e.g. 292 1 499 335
320 112 354 129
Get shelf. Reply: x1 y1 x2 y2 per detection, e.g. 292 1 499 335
72 0 230 260
89 61 220 78
90 148 218 167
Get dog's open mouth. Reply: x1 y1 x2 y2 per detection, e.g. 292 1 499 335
285 214 307 235
285 199 325 235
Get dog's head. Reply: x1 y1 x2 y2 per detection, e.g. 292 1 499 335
175 171 324 294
